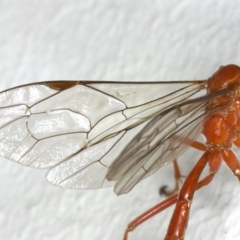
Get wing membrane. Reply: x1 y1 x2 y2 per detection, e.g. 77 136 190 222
0 80 211 194
111 101 208 194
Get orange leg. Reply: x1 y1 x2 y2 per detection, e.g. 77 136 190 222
191 140 207 151
164 150 221 240
222 149 240 181
233 136 240 148
160 159 182 196
124 148 221 240
124 146 221 240
160 141 207 196
123 173 213 240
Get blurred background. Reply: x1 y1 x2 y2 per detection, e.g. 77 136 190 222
0 1 239 240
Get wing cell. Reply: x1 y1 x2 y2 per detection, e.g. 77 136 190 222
47 131 125 189
28 110 90 139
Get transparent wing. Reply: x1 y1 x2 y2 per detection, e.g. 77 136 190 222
0 80 208 193
109 99 209 194
107 88 230 195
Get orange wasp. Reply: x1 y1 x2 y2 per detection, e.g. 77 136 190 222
0 64 239 239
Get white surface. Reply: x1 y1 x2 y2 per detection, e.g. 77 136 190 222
0 1 240 240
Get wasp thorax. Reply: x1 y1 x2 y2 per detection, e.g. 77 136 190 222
207 64 240 94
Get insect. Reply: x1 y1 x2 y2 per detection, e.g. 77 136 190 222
1 64 240 239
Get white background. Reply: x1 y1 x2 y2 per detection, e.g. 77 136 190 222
0 1 240 240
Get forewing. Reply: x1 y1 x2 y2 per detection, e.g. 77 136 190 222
0 80 207 192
